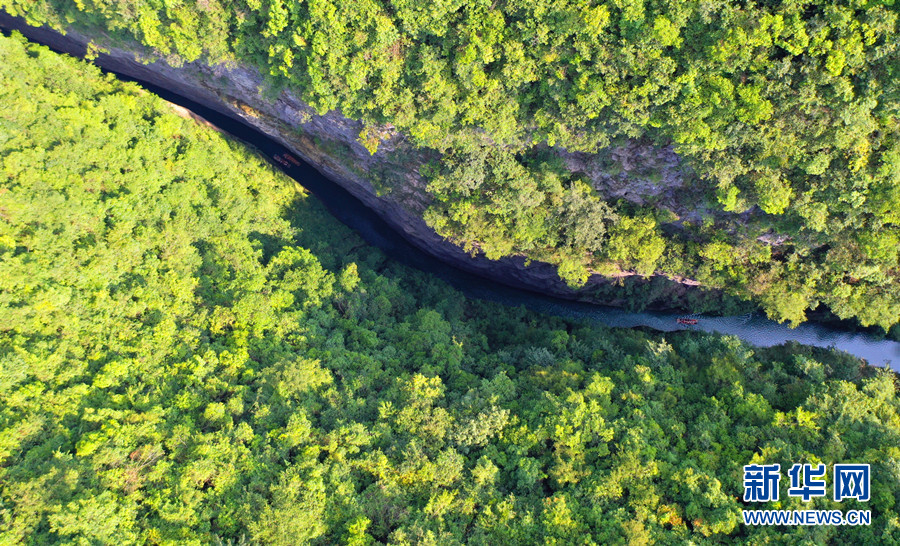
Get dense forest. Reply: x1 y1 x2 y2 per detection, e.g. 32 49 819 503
2 34 900 544
2 0 898 331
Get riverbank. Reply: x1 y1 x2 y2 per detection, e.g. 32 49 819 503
3 15 898 365
0 11 731 315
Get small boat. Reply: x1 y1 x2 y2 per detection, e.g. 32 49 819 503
676 318 699 325
283 153 301 166
273 154 290 167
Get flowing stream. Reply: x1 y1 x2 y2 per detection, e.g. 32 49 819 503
111 75 900 370
6 22 899 369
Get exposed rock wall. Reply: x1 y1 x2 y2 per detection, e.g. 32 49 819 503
1 12 711 307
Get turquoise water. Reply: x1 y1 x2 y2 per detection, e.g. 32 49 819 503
9 18 894 369
111 74 900 371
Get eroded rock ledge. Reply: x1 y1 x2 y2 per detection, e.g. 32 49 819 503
1 12 717 309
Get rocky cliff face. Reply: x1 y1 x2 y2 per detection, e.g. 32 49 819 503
1 12 712 308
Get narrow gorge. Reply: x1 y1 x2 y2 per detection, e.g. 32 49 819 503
0 12 713 310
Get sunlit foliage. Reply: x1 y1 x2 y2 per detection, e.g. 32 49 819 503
1 35 899 543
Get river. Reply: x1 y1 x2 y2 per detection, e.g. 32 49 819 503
4 21 899 369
